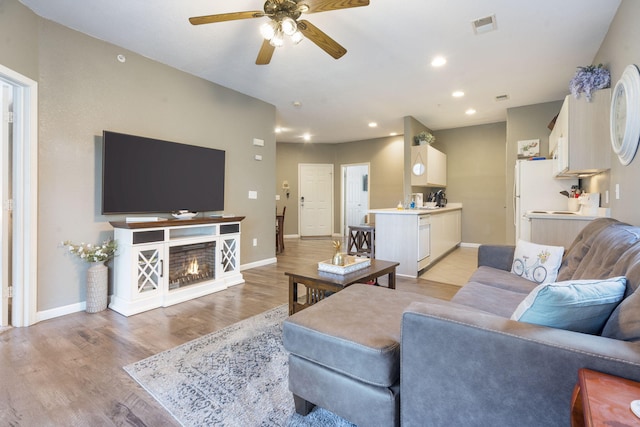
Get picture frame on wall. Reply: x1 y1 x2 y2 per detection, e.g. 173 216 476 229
517 139 540 158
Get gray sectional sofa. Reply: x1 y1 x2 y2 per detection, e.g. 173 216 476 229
283 217 640 426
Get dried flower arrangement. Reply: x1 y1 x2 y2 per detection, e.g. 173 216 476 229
569 64 611 101
62 239 117 263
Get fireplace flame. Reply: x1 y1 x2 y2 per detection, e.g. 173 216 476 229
186 257 199 275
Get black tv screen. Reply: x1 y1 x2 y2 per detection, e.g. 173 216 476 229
101 131 225 214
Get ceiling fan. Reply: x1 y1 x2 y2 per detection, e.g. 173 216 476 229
189 0 370 65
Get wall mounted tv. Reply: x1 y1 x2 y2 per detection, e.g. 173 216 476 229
101 131 225 215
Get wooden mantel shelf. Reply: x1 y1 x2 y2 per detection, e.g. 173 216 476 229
110 216 246 230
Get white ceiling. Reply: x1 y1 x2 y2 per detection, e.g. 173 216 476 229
18 0 621 143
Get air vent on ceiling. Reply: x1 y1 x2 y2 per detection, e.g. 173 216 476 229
495 94 510 102
472 14 497 35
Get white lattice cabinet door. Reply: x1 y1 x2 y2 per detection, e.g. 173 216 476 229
110 241 165 316
136 245 164 296
220 234 240 275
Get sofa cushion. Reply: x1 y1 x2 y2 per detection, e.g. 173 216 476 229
558 218 640 293
510 276 627 334
510 239 564 284
283 284 447 388
602 287 640 342
451 281 533 317
467 266 540 294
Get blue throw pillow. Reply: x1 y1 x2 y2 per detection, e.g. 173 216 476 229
510 277 627 334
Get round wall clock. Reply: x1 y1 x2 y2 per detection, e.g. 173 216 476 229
412 151 425 176
610 64 640 165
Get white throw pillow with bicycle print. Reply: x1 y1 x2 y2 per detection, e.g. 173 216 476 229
510 240 564 285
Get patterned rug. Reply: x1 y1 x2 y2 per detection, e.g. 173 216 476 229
124 305 355 426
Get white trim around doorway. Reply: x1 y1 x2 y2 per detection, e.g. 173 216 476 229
0 64 38 327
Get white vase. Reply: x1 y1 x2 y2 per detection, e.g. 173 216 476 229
86 262 108 313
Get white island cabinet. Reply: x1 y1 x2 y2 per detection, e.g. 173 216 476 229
370 204 462 277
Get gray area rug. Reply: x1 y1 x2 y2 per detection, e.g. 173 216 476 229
124 305 355 426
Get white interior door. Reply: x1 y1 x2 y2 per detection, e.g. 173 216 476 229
299 163 333 237
0 83 8 326
342 164 369 235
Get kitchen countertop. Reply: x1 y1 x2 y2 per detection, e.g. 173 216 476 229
525 207 610 221
369 203 462 215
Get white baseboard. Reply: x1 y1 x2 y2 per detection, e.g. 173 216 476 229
36 301 85 323
241 257 277 271
284 234 299 239
460 242 481 248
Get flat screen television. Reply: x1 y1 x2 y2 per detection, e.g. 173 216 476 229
101 131 225 214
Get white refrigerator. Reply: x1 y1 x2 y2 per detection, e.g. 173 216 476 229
514 159 577 242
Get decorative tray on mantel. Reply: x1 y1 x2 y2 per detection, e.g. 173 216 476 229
318 256 371 275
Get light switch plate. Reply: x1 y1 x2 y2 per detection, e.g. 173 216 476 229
254 154 263 161
248 190 258 199
253 138 264 147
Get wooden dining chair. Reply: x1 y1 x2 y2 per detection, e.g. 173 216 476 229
276 206 286 253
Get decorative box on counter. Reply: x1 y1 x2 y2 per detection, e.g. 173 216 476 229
318 257 371 275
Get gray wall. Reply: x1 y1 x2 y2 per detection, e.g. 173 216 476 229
335 136 405 211
589 0 640 225
275 142 335 236
1 1 276 312
433 122 507 244
276 135 405 236
277 121 508 246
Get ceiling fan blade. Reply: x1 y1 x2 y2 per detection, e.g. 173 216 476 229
189 11 264 25
300 0 369 14
298 20 347 59
256 40 276 65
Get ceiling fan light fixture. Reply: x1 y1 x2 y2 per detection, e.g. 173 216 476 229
260 21 278 40
290 30 304 45
281 17 297 36
270 31 285 47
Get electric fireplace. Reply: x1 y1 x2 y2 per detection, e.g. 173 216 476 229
168 241 216 290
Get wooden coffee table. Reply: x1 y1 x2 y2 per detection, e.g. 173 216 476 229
286 259 399 315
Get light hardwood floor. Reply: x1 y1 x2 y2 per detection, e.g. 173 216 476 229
420 246 479 286
0 238 470 426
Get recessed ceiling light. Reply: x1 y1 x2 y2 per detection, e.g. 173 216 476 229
465 108 477 115
368 122 378 128
452 91 465 98
275 127 282 133
302 133 311 142
117 54 126 63
390 132 398 136
431 56 447 67
292 101 302 108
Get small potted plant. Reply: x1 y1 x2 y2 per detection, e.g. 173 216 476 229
414 131 435 145
569 64 611 102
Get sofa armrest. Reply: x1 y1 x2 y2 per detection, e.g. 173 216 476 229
477 244 515 271
401 301 640 427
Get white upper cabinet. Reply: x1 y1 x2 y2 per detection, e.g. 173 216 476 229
550 88 611 177
411 144 447 187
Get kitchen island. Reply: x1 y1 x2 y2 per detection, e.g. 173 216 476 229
369 203 462 277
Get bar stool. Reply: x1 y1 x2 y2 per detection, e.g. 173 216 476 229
276 206 286 254
347 225 375 258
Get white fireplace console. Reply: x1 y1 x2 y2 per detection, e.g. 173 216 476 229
109 217 245 316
